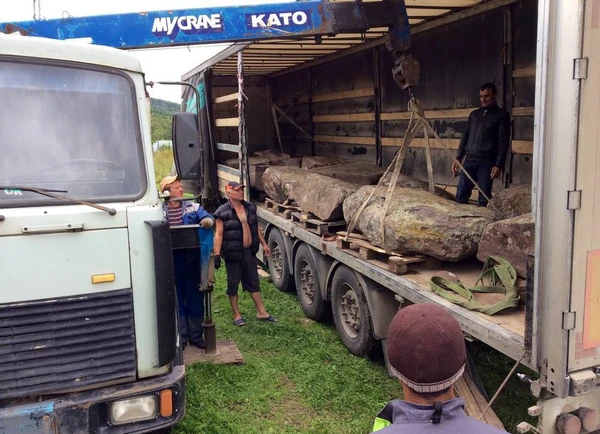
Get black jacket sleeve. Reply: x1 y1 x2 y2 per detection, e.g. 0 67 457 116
495 110 511 168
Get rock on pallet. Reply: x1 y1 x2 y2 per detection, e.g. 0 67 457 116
343 185 495 261
477 213 535 278
263 167 360 221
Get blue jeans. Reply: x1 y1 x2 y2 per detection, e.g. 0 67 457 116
456 159 494 207
173 249 205 345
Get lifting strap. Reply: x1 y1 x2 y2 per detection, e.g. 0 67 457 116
429 257 520 315
345 97 499 251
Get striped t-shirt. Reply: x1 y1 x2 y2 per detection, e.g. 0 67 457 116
167 205 184 225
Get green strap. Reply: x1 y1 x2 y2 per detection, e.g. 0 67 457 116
430 256 520 315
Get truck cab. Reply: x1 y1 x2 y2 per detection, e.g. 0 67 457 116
0 35 184 433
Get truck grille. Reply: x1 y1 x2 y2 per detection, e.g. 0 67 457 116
0 289 136 400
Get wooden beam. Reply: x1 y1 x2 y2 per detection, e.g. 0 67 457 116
215 117 239 127
512 140 534 154
314 135 375 146
216 143 240 153
513 68 536 78
382 108 473 121
382 137 460 149
313 113 375 123
511 107 535 116
312 88 375 103
213 93 239 104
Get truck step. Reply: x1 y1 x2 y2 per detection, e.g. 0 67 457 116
335 235 441 275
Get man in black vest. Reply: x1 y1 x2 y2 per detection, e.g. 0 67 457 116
213 181 276 326
453 83 510 207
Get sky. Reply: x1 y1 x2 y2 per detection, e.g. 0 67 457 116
2 0 290 102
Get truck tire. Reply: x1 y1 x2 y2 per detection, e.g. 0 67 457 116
294 244 331 322
267 229 295 292
331 265 375 357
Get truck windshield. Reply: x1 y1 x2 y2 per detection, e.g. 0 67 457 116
0 59 146 207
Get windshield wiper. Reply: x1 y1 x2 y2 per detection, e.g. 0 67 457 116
0 185 117 216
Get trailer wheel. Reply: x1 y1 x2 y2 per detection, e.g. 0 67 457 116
331 266 375 357
294 244 331 322
267 229 294 292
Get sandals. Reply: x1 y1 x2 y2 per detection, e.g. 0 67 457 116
233 318 246 326
257 315 277 323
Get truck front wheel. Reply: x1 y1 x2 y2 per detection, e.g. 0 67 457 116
294 244 331 322
331 266 375 357
267 229 295 292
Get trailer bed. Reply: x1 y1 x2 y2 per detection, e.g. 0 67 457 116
257 204 531 368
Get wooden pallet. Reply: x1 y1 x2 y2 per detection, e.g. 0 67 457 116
336 235 441 275
265 198 300 219
290 212 346 235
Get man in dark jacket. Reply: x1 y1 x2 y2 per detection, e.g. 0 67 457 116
213 181 276 326
371 303 507 433
453 83 510 206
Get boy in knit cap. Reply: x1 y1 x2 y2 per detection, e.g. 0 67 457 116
372 303 507 433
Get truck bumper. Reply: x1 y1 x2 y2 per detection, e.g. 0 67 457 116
0 365 185 434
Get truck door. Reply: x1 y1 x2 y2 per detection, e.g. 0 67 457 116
569 2 600 372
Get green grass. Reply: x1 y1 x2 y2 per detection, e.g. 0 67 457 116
153 148 175 191
172 270 537 434
173 269 402 434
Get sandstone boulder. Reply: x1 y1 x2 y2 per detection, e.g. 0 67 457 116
311 162 385 185
477 213 534 278
262 167 308 203
301 156 348 170
294 174 359 221
343 186 495 261
380 172 454 200
489 185 532 220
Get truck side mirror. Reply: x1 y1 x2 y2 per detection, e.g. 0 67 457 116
172 112 202 180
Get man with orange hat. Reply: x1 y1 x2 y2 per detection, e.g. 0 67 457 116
372 303 507 433
213 181 276 326
160 175 214 350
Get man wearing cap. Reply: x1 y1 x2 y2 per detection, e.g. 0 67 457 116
372 303 507 433
213 181 276 326
160 175 214 350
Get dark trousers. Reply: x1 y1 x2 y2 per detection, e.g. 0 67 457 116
173 249 205 345
456 159 494 206
225 248 261 296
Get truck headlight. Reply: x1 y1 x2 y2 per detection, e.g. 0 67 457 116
109 395 157 425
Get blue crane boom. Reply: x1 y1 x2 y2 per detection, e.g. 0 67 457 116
0 0 410 50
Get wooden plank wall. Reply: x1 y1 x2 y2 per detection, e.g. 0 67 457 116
266 0 538 191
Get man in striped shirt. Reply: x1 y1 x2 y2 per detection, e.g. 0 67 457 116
160 175 214 350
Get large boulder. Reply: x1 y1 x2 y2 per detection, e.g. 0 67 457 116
343 186 495 261
311 162 385 185
380 172 454 200
301 156 348 170
262 167 308 203
477 213 535 278
489 185 532 220
294 174 359 221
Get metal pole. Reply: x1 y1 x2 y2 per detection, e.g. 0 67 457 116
237 51 250 201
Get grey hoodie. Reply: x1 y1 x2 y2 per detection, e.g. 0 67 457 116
372 398 508 433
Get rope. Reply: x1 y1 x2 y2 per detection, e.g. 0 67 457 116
430 256 520 315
